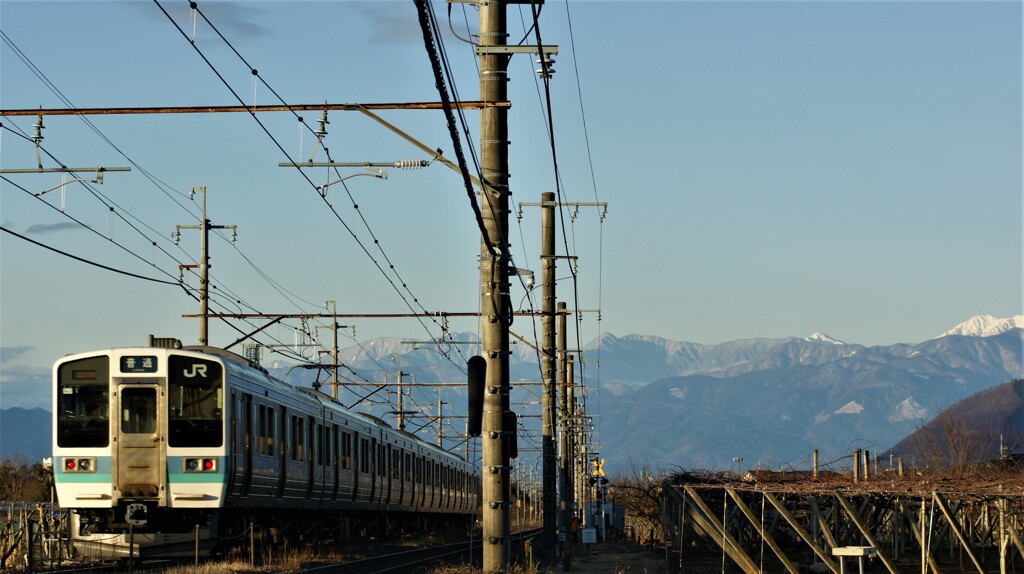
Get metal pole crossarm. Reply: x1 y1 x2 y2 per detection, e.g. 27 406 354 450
517 200 608 222
0 101 509 117
331 382 473 387
475 45 558 57
278 160 430 168
183 310 577 319
400 340 478 345
447 0 545 4
183 312 482 319
0 166 131 174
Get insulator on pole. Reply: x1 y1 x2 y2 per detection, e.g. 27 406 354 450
32 115 45 144
315 110 329 139
393 159 428 169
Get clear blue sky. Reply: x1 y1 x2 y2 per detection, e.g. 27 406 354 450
1 1 1021 410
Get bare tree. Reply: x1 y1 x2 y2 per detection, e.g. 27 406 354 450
607 457 664 544
0 456 50 502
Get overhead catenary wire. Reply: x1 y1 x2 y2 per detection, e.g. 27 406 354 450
168 0 469 373
1 121 314 362
0 225 179 286
0 32 329 362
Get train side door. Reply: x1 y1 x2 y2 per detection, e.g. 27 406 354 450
277 407 287 498
243 393 253 496
350 431 360 502
114 382 166 504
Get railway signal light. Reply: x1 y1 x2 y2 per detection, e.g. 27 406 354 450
467 356 485 437
505 411 518 459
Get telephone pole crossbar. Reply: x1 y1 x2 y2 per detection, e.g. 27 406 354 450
0 101 509 117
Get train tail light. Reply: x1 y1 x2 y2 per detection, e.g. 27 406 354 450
184 458 218 472
63 457 96 472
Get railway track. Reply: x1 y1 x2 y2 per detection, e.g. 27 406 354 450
298 529 543 574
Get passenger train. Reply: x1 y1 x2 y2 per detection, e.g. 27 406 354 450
52 337 480 557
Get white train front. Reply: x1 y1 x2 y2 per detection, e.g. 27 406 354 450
52 340 480 556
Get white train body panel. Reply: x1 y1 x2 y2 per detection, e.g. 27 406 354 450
52 343 479 556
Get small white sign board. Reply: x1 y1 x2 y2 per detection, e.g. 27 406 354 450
581 527 597 544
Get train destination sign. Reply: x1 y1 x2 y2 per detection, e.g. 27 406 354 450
120 356 157 373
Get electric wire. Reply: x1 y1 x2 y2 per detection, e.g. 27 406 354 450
561 0 605 463
1 122 309 361
0 33 325 362
175 0 468 374
521 0 603 463
0 225 179 286
421 0 540 351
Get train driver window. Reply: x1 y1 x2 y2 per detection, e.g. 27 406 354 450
168 355 224 447
56 355 110 448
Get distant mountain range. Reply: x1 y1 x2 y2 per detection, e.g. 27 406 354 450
0 407 50 463
596 328 1022 471
890 378 1024 465
2 315 1022 475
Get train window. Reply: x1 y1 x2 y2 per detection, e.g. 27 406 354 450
360 438 369 473
258 405 267 455
266 408 275 456
332 425 339 467
120 387 156 434
307 417 315 464
292 416 305 462
168 355 223 447
342 432 352 470
317 424 325 466
56 356 110 448
378 443 385 477
391 446 400 479
404 452 412 481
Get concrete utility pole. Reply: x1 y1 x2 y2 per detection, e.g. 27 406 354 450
559 351 574 548
327 300 340 399
478 0 512 569
557 302 571 542
539 192 558 558
517 197 605 559
175 186 236 346
394 354 408 432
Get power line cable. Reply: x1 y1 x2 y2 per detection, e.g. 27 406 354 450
169 0 466 371
1 34 322 357
1 225 180 286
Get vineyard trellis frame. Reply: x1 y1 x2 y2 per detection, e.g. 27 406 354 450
662 481 1024 574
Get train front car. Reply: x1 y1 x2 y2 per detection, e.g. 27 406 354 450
52 347 228 557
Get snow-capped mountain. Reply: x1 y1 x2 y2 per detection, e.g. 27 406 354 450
805 332 846 345
938 314 1024 338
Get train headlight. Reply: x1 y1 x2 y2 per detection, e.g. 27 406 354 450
185 458 200 472
78 459 92 472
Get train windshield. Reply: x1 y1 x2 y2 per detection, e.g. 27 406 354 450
56 356 110 448
167 355 224 447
